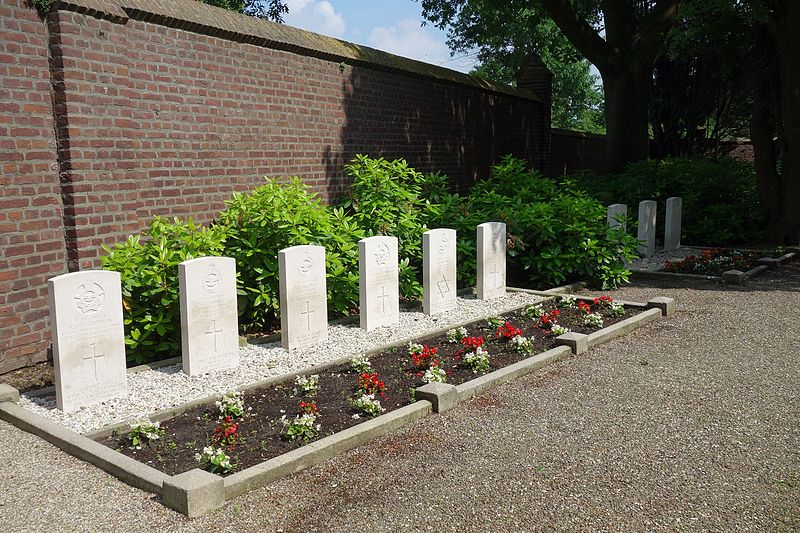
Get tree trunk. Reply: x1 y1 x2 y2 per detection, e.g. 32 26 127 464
776 1 800 244
601 67 652 172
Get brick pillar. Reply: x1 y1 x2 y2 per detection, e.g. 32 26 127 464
516 54 553 171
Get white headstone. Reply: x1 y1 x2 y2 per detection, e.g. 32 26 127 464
179 257 239 377
359 236 399 331
637 200 657 257
477 222 506 300
279 245 328 350
664 197 682 252
607 203 628 230
48 270 127 412
423 228 457 315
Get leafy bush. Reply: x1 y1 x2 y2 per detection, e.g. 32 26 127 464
219 178 363 332
340 155 434 299
427 156 639 289
572 157 762 245
100 217 226 364
102 155 638 365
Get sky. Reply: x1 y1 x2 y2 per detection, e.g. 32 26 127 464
283 0 479 73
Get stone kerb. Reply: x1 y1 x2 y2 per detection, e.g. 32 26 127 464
48 270 128 412
664 197 682 251
179 257 240 377
279 245 328 350
477 222 507 300
637 200 657 257
359 236 400 331
422 228 457 315
607 204 627 230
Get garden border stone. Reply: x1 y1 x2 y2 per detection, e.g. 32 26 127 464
416 382 459 413
646 297 676 317
586 308 661 348
3 286 669 517
556 332 589 354
163 468 225 518
0 401 168 494
0 383 20 403
222 401 432 500
454 345 572 403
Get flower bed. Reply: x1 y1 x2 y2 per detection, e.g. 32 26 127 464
662 248 761 276
100 295 640 476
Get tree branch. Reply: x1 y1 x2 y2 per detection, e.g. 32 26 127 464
537 0 611 70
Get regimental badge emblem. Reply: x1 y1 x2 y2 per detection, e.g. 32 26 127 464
374 242 390 266
300 253 314 276
202 265 222 294
74 283 105 314
438 237 448 255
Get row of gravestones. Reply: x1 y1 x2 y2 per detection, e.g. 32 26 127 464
46 222 508 412
607 197 683 257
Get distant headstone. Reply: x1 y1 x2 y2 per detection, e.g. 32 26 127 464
422 228 457 315
477 222 506 300
664 197 682 252
637 200 657 257
279 245 328 350
607 203 628 230
359 236 399 331
48 270 127 412
179 257 239 377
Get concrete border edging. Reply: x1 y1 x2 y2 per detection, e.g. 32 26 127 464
586 308 661 348
0 402 168 494
454 345 572 402
222 401 432 500
3 288 670 517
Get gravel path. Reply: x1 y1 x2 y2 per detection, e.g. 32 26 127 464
2 267 799 531
18 292 543 434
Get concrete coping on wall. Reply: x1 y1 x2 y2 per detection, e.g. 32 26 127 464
53 0 541 102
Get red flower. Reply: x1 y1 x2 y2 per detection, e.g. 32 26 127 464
496 321 523 339
299 400 319 416
593 295 613 308
358 372 386 397
461 336 485 352
213 416 239 446
578 301 592 314
410 345 438 370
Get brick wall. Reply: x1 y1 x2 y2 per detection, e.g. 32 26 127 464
0 0 548 372
0 0 68 373
547 128 607 176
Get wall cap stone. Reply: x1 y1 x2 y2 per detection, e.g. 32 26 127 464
54 0 540 102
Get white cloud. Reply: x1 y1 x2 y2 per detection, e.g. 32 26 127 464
367 19 476 73
285 0 346 38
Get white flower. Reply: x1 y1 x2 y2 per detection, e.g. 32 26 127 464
582 312 603 328
551 324 570 336
446 327 468 343
525 304 545 318
407 342 424 355
423 364 447 383
559 295 578 309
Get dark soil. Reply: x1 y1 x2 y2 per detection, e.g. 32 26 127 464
0 362 54 393
101 299 641 476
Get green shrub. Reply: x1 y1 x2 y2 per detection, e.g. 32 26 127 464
340 155 432 299
219 178 363 332
100 217 227 365
572 157 762 245
428 156 639 289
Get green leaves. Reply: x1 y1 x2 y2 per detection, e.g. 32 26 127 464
100 217 226 365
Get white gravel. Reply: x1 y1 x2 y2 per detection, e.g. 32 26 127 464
19 292 544 434
627 246 706 271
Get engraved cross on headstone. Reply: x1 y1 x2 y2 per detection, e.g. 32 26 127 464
301 300 314 331
377 285 389 314
205 320 223 352
83 342 105 382
490 262 501 288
